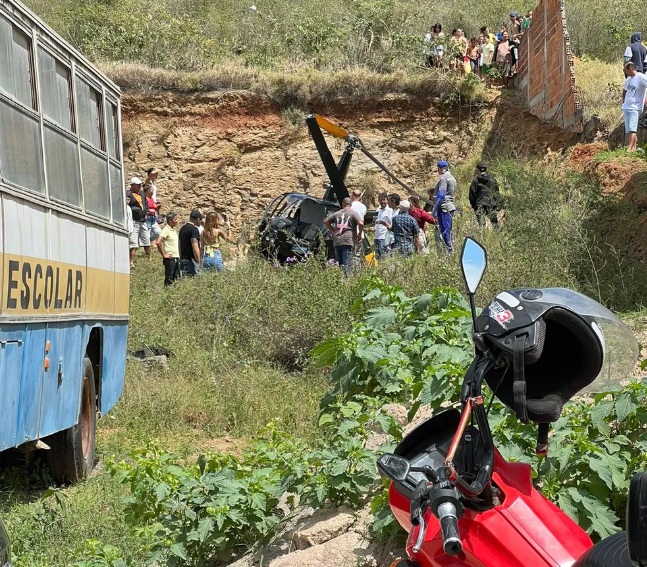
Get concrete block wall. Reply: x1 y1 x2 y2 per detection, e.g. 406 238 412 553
516 0 583 132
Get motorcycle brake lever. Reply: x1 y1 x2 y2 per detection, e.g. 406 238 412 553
412 514 427 554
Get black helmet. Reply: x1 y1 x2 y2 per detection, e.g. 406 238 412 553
478 288 637 424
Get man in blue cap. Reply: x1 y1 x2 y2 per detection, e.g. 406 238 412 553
431 160 457 253
508 11 521 39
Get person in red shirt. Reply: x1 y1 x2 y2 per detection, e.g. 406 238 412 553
409 195 435 254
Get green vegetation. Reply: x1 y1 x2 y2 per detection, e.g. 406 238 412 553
107 402 393 565
23 0 531 72
22 0 640 74
575 58 624 126
318 279 647 540
311 282 473 413
0 157 645 564
21 0 636 128
20 0 638 129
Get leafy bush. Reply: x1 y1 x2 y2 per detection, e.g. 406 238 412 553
110 446 286 565
312 277 472 417
108 397 402 564
74 540 129 567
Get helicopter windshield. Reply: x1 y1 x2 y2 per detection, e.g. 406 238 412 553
272 195 303 219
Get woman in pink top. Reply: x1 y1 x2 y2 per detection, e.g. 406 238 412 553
144 184 162 241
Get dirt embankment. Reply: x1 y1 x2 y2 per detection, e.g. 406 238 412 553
121 89 578 235
567 143 647 260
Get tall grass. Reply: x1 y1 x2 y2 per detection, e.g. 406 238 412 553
27 0 519 72
103 62 488 110
575 58 624 128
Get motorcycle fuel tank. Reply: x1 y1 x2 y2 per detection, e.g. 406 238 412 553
389 451 592 567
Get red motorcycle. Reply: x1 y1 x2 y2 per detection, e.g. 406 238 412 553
378 237 646 567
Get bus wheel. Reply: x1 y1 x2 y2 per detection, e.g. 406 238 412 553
46 357 97 484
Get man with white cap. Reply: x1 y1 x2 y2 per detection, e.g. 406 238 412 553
390 199 420 256
128 176 152 260
432 160 457 254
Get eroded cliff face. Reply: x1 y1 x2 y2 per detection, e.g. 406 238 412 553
121 91 489 234
120 90 576 235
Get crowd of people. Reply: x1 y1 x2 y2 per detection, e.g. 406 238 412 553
324 162 501 274
126 158 502 282
424 11 532 86
125 172 233 286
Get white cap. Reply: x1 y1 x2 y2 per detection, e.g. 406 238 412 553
399 200 411 211
130 176 142 185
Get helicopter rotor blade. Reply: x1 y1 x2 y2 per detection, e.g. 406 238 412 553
315 115 350 140
356 141 413 194
356 141 434 206
314 115 434 206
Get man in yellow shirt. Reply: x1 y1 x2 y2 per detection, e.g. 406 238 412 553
156 211 181 286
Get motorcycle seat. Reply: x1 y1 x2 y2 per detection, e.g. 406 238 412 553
572 532 633 567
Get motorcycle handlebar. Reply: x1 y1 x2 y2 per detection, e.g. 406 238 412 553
437 502 462 556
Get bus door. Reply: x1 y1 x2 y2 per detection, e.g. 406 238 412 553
15 323 46 446
38 321 84 439
0 327 25 450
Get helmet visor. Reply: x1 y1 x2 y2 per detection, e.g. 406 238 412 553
531 289 638 393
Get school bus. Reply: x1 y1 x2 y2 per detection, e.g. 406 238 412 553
0 0 128 482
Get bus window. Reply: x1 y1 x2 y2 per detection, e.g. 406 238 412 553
0 98 45 192
0 17 35 109
37 48 73 131
110 163 125 226
105 100 120 160
44 125 82 206
76 78 104 150
81 148 109 218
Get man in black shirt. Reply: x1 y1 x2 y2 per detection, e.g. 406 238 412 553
179 209 203 276
469 163 500 227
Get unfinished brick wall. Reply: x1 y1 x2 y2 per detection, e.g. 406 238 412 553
516 0 583 132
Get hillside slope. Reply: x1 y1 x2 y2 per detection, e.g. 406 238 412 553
122 89 578 232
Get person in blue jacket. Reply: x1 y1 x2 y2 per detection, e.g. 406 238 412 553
431 160 457 253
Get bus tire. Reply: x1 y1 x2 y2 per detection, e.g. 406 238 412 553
46 357 97 484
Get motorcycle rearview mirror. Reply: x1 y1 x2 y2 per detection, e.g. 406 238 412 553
377 454 410 482
627 471 647 566
461 237 487 294
460 237 487 333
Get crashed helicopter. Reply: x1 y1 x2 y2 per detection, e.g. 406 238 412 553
257 114 431 263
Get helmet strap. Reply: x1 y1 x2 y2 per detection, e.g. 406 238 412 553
536 423 550 456
512 334 529 423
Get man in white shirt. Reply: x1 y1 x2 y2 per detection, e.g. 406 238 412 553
374 193 394 259
622 62 647 151
350 189 367 241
